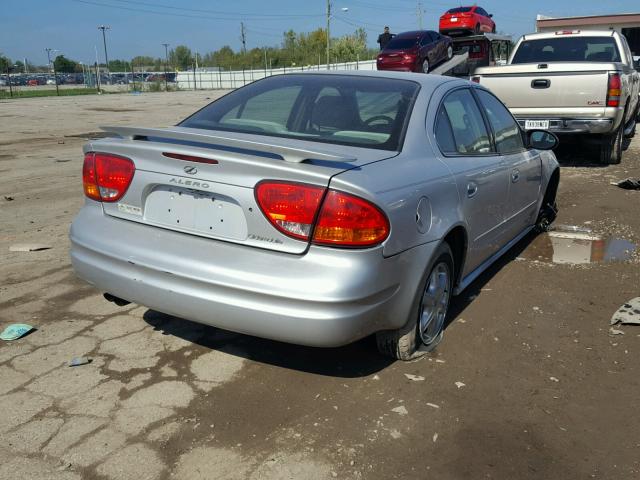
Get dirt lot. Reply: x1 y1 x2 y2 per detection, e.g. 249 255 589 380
1 91 639 480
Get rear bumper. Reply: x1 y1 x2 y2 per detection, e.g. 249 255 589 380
516 118 615 134
69 203 435 347
376 64 414 72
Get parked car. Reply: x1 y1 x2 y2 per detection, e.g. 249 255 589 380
439 6 495 36
377 30 453 73
474 30 640 164
70 71 560 360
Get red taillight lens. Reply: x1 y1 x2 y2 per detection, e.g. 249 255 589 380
607 73 621 107
402 54 416 62
313 190 390 247
255 181 390 247
470 76 480 83
82 152 135 202
255 181 325 240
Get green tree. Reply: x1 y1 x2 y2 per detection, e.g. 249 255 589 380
169 45 193 70
108 59 131 72
0 53 11 72
53 55 78 73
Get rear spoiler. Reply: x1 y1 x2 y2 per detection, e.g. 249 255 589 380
100 126 357 164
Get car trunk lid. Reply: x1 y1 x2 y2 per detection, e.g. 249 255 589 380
86 126 396 254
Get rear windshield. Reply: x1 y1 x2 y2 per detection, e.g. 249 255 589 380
447 7 472 13
180 74 420 151
512 36 621 63
384 37 419 50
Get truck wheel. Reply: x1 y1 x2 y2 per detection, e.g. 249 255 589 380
376 243 453 360
600 122 624 165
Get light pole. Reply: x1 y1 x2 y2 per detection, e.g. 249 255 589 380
98 25 111 84
45 48 57 73
326 0 331 70
162 43 169 91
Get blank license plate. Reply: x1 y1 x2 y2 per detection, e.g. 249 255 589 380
525 120 549 130
144 186 247 240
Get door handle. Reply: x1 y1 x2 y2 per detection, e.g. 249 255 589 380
466 182 478 198
511 169 520 183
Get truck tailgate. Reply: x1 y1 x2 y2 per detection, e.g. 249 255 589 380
477 63 611 113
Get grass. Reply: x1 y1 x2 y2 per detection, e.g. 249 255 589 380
0 88 101 99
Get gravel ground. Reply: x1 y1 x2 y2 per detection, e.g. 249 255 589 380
1 91 639 480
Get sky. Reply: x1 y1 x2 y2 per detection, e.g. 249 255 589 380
1 0 638 65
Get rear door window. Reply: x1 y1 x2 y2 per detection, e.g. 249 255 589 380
437 89 492 155
475 90 524 154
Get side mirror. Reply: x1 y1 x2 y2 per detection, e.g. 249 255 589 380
527 130 558 150
489 13 493 18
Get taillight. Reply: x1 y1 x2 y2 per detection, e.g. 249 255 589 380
255 181 325 240
402 54 416 62
82 152 135 202
607 73 621 107
471 76 480 83
255 181 390 247
313 190 390 247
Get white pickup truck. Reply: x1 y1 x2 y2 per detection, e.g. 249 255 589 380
473 30 640 164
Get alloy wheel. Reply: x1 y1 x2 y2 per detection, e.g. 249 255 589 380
419 262 451 345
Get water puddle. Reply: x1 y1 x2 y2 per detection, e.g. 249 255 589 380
522 226 636 265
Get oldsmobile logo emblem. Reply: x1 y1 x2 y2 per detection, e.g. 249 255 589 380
183 165 198 175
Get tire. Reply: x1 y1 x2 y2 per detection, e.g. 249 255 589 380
421 59 430 73
492 25 496 33
534 198 558 233
600 120 624 165
447 45 453 60
474 23 481 34
376 243 454 361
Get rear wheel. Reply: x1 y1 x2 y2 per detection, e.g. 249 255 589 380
376 243 453 360
600 120 624 165
446 45 453 60
421 58 430 73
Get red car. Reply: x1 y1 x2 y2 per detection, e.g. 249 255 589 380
376 30 453 73
439 6 495 36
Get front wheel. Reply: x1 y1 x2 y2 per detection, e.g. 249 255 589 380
446 45 453 60
474 23 481 34
421 58 430 73
376 243 453 360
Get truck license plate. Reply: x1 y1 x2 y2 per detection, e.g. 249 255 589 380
525 120 549 130
451 17 458 22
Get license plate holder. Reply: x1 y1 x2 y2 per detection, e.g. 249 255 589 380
525 120 550 130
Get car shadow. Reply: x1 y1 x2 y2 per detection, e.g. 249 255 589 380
142 309 393 378
553 135 632 167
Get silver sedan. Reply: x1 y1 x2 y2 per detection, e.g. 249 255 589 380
70 71 559 360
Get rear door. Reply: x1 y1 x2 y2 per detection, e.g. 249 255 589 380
475 88 542 237
434 88 510 274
